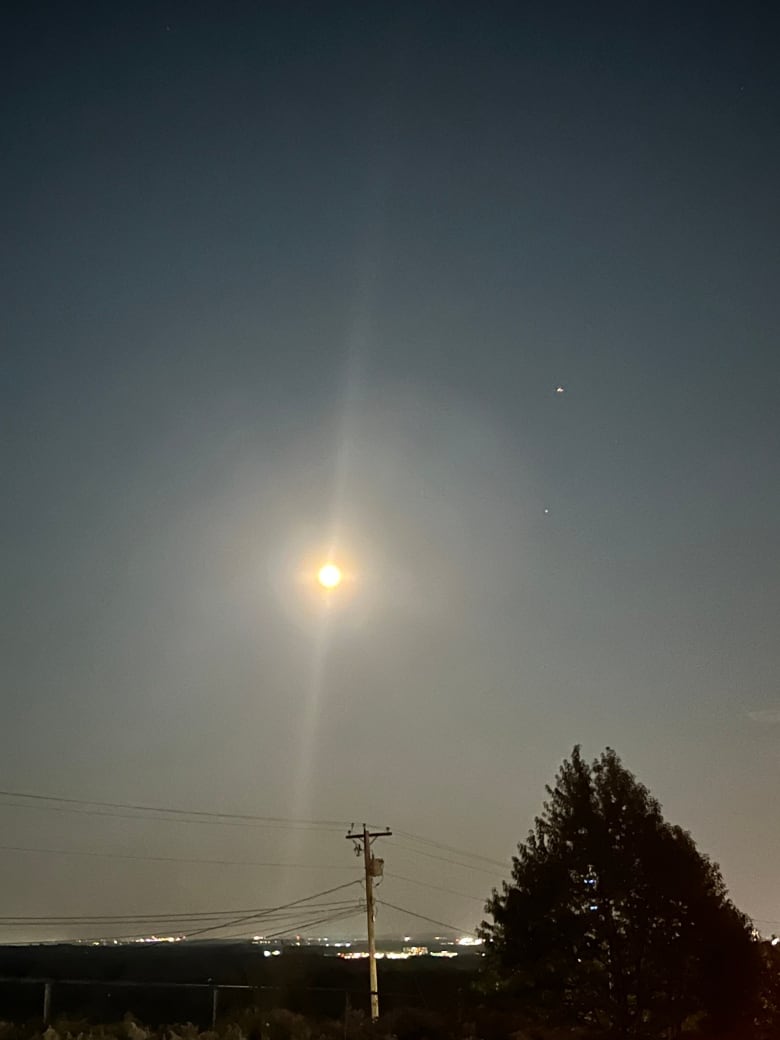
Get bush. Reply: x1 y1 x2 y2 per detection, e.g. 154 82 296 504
264 1010 311 1040
375 1007 448 1040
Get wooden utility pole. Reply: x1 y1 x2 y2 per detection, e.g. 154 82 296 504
346 823 392 1021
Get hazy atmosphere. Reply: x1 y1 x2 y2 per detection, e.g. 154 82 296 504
2 1 779 944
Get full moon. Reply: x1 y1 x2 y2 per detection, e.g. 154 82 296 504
317 563 342 589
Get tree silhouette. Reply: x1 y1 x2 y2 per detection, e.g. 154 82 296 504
480 747 759 1037
755 938 780 1039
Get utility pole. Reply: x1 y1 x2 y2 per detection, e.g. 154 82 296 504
346 823 392 1022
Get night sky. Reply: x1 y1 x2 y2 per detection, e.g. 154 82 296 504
2 1 779 942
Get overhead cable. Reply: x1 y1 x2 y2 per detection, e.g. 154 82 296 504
375 899 477 937
0 842 360 872
0 790 346 830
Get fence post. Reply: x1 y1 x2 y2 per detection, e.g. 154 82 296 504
211 986 219 1029
43 981 52 1025
343 989 350 1040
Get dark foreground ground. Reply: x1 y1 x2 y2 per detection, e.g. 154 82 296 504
0 942 482 1025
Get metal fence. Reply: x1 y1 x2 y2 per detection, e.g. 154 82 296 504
0 977 382 1027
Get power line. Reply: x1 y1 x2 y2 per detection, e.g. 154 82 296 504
8 911 364 946
263 908 365 940
0 884 360 925
0 791 346 831
181 882 364 939
0 789 346 826
0 801 339 832
0 790 511 868
386 841 505 876
0 901 362 927
383 871 487 904
173 903 364 940
375 899 477 937
0 842 361 872
1 882 365 943
394 830 510 870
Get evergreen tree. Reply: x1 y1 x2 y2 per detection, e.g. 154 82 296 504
480 747 759 1037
